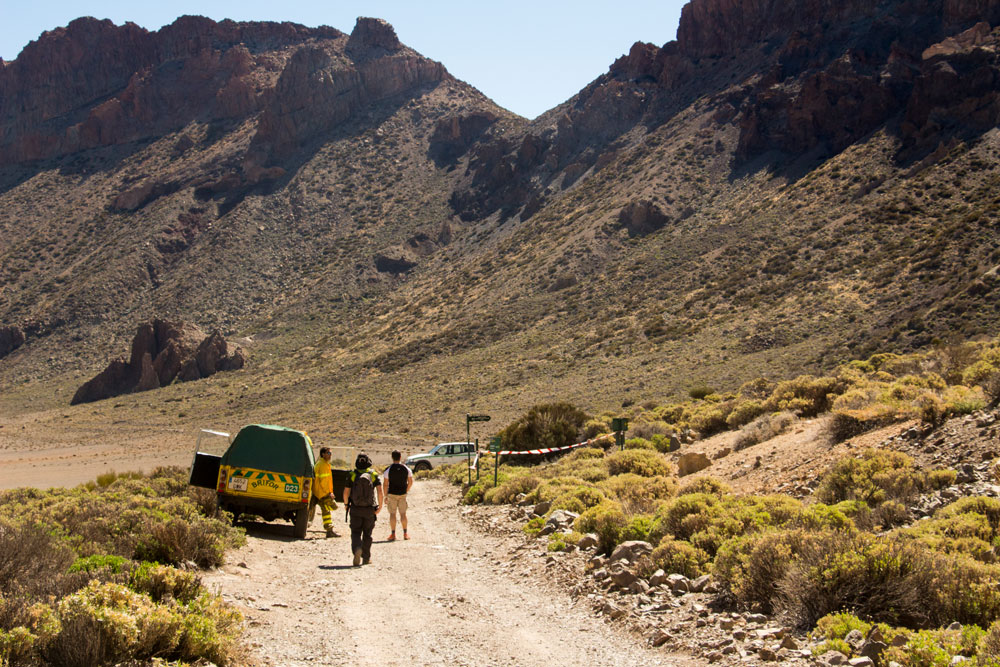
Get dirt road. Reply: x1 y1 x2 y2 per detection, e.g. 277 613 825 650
204 479 693 667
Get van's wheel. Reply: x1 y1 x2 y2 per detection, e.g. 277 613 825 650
293 506 309 539
413 461 431 473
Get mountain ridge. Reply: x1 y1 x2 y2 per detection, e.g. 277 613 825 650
1 1 999 449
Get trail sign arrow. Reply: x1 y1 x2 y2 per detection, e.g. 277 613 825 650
467 414 491 422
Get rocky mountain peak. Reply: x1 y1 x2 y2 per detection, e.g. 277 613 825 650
347 17 402 56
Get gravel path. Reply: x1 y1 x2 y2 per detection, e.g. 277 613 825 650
204 480 696 666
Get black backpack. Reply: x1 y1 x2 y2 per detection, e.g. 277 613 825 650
350 470 377 507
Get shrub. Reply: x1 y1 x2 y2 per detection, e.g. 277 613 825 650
129 563 202 603
523 517 545 537
763 375 843 417
575 501 627 554
714 529 811 613
550 486 606 514
734 411 796 450
689 386 715 400
623 437 655 450
637 538 708 578
498 402 590 453
484 474 540 504
605 450 674 477
814 449 946 511
677 476 732 498
621 515 656 542
652 493 719 542
777 532 933 628
980 619 1000 664
726 399 767 429
812 611 871 641
599 474 676 514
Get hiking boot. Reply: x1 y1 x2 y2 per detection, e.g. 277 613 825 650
363 558 371 565
353 548 362 567
403 531 410 540
387 533 396 541
325 527 339 538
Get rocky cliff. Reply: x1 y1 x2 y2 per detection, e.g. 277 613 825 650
446 0 1000 224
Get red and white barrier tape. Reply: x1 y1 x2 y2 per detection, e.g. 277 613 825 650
496 432 615 457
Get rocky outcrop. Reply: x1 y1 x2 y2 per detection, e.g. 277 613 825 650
0 325 26 359
428 111 499 165
71 319 245 404
0 15 341 164
246 17 446 166
618 201 671 238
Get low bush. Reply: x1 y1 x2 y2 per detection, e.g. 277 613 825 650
605 450 674 477
637 538 708 578
814 449 953 517
676 476 732 498
734 411 796 450
575 500 627 554
599 474 676 514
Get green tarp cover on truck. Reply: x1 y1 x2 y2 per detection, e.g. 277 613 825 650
220 424 316 477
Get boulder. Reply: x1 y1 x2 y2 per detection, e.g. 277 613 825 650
649 569 667 586
845 629 866 651
533 500 552 516
820 651 849 666
610 540 654 563
690 574 712 592
677 452 712 476
578 533 599 550
611 569 639 588
0 325 26 358
545 510 579 529
666 573 690 594
849 658 875 667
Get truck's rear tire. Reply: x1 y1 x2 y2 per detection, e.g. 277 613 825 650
293 506 309 539
413 461 431 472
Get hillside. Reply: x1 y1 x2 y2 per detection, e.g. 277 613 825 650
1 1 1000 454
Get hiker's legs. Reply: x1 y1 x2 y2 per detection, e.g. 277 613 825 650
349 511 365 558
361 510 376 560
397 495 408 533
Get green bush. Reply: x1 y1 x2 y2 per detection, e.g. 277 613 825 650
498 402 590 454
714 529 811 613
575 501 627 554
677 476 732 498
605 450 674 477
483 473 540 504
599 474 676 514
638 538 708 578
814 449 951 515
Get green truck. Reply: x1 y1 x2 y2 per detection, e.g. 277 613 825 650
189 424 350 538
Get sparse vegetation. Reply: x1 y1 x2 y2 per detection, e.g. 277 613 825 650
0 468 248 666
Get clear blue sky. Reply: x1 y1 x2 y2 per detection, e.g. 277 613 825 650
1 1 686 119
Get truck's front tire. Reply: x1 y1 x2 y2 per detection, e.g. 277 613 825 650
293 506 309 539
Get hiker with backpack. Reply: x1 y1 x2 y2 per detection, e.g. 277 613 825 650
343 453 383 566
383 450 413 541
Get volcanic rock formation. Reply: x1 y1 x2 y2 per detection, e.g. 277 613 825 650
71 320 245 404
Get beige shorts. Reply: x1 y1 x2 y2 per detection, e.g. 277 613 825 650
385 493 408 518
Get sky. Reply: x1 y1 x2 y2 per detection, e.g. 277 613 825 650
0 1 687 119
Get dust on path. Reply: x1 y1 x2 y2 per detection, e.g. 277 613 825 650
204 480 698 667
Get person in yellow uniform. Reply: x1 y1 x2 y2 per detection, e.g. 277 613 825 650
310 447 340 538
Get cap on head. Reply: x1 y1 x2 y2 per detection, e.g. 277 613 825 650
355 453 372 470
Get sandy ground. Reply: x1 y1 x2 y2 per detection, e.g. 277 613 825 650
202 480 698 667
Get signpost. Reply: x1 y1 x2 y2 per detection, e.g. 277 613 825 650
611 417 629 451
466 415 491 485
